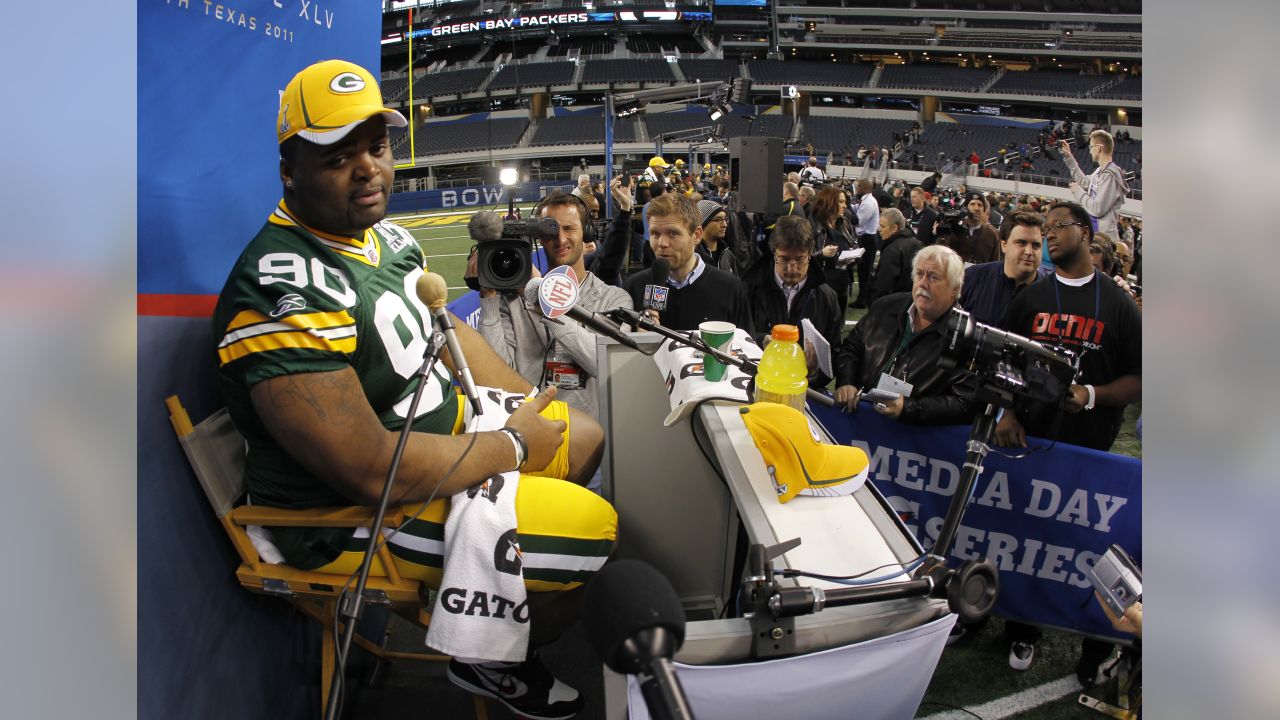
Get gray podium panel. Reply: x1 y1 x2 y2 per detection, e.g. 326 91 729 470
597 333 738 617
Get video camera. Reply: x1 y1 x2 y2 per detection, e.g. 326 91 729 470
941 307 1078 409
932 207 968 241
474 216 559 291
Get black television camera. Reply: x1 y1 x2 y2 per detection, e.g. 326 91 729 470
932 207 968 242
941 307 1078 410
474 215 559 291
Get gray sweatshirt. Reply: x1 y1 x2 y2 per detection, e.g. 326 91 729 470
478 272 631 418
1063 153 1130 243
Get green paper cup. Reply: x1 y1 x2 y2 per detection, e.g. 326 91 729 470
699 321 735 381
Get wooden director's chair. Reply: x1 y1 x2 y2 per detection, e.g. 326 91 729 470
166 395 486 719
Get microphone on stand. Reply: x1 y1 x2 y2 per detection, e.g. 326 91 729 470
523 278 646 353
416 271 484 416
585 560 695 720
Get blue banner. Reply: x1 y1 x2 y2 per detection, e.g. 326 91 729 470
809 403 1141 641
386 180 578 214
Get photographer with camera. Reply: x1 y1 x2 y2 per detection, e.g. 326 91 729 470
995 200 1141 683
474 191 631 419
942 194 1001 265
832 245 977 425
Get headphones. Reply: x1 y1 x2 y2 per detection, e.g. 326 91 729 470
533 191 598 246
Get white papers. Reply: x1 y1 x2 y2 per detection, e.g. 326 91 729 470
801 318 832 379
836 247 865 268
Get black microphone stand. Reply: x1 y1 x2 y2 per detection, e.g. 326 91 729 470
324 331 447 720
605 307 835 408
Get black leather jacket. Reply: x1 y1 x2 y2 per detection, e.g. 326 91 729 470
834 293 977 425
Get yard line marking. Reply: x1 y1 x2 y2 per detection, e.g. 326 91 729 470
919 674 1082 720
422 253 472 258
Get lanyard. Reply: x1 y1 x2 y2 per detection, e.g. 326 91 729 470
1053 270 1100 377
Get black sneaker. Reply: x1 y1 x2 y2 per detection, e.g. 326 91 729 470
945 623 968 647
447 654 583 720
1075 654 1102 688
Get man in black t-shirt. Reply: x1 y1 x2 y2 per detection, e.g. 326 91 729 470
995 200 1141 684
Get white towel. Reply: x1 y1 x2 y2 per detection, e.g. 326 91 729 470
425 387 530 662
651 328 763 426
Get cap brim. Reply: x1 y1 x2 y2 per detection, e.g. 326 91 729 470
296 107 408 146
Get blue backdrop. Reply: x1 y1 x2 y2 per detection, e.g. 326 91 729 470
138 2 381 718
809 403 1141 641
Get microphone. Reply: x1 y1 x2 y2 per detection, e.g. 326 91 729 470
416 271 484 416
644 258 671 313
524 278 645 353
467 209 504 243
585 561 694 720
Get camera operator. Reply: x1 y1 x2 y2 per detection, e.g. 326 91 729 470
995 200 1141 684
938 193 1000 265
475 191 631 418
799 155 826 184
832 245 976 425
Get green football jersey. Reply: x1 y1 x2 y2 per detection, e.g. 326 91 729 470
213 201 458 568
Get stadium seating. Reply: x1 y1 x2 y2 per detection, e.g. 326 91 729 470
412 67 493 97
747 59 873 87
488 60 576 90
678 59 742 83
625 36 663 55
582 59 675 85
408 117 530 157
988 70 1114 97
546 35 614 57
803 116 915 159
529 114 638 146
878 65 996 92
1095 76 1141 101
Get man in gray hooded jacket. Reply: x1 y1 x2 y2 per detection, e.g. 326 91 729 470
477 191 630 418
1060 130 1130 242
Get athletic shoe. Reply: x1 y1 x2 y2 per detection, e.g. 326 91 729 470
1076 654 1103 688
945 623 968 647
447 653 583 720
1009 641 1035 671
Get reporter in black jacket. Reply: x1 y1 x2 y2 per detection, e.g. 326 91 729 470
743 216 843 388
833 244 977 425
906 186 938 246
869 207 923 305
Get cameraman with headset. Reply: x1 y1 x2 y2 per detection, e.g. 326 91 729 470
475 191 631 419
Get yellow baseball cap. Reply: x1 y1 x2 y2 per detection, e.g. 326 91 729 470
649 156 670 169
739 403 869 504
277 59 407 146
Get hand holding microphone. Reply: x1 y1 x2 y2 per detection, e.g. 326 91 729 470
416 271 483 416
642 258 671 324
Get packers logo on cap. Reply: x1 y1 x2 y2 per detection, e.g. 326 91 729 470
739 403 869 504
329 72 365 94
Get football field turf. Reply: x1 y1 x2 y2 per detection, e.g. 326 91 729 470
389 207 1135 719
